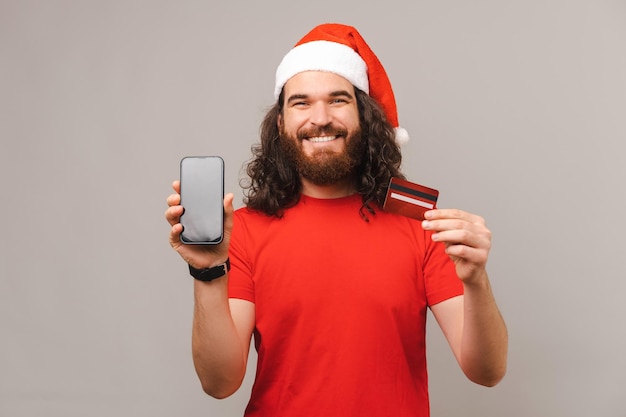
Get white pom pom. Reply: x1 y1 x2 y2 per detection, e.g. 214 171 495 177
395 127 409 146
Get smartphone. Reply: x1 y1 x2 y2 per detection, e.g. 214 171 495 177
179 156 224 245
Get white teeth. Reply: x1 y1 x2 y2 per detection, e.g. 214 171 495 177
308 136 336 143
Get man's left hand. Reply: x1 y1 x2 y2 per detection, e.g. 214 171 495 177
421 209 492 285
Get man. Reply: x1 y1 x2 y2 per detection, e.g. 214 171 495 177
165 23 507 416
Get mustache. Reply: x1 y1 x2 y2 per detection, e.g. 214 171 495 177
297 125 348 140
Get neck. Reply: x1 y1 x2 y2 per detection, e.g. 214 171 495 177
301 177 356 199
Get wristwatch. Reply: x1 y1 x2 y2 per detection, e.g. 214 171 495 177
188 258 230 282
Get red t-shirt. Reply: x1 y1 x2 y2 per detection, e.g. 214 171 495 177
228 194 463 417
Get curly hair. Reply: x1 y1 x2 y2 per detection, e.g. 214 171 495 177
241 88 405 220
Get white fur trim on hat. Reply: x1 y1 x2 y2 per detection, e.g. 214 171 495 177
274 40 369 99
395 127 409 146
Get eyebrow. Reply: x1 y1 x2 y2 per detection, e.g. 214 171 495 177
286 90 355 104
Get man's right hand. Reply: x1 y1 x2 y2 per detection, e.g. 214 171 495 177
165 180 234 269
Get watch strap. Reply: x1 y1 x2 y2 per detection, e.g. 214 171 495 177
188 258 230 282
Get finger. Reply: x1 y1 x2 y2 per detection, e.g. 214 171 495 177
165 205 184 226
422 217 491 241
424 208 465 220
425 209 485 225
168 222 183 248
444 243 489 265
172 180 181 194
423 218 468 233
433 229 491 251
166 192 181 207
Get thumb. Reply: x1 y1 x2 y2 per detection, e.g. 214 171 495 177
223 193 235 232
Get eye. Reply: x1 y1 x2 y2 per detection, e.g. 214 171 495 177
330 95 353 105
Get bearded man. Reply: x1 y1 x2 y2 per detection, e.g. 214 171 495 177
166 23 507 417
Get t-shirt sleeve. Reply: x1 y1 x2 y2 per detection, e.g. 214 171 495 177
227 210 256 303
422 229 464 306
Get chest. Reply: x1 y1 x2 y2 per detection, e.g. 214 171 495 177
248 211 427 329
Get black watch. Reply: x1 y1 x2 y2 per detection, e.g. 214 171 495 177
188 258 230 282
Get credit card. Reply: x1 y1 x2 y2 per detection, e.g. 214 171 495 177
382 177 439 221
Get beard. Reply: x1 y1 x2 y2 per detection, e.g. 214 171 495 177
279 124 365 186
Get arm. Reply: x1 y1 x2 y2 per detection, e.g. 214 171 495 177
192 283 255 398
423 209 508 386
165 181 255 398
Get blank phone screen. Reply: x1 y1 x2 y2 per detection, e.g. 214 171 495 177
179 156 224 244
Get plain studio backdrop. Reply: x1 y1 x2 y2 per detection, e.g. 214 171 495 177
1 1 625 416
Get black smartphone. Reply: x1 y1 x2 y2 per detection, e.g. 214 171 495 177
179 156 224 245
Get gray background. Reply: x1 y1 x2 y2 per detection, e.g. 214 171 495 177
1 1 625 416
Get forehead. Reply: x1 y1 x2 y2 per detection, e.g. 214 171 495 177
283 71 355 97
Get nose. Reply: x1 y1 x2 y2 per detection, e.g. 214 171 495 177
309 102 332 126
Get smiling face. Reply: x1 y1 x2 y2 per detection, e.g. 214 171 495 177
278 71 364 186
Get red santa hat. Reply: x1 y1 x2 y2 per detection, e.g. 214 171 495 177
274 23 409 145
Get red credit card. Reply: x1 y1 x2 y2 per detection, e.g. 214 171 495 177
382 177 439 221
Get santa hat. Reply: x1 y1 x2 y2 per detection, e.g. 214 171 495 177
274 23 409 145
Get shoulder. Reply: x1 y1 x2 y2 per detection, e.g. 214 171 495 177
373 208 428 236
234 205 273 219
233 206 281 231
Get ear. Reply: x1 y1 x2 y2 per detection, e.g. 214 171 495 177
277 112 283 130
